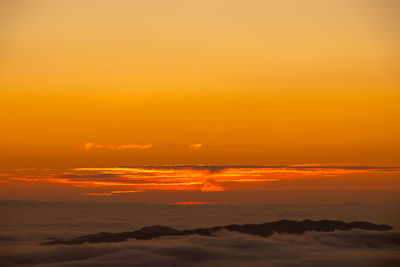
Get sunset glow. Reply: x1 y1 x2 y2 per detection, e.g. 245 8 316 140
0 0 399 203
1 2 400 266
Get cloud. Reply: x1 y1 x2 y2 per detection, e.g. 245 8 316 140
189 144 203 150
4 164 400 196
82 190 142 196
109 190 143 194
117 165 400 172
59 174 118 179
82 143 152 150
83 143 103 150
1 231 399 266
201 181 225 192
110 144 152 150
174 202 216 205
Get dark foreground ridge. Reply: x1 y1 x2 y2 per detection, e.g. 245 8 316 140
43 219 393 245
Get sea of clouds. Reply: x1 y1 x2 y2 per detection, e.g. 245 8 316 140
1 230 400 266
1 201 399 266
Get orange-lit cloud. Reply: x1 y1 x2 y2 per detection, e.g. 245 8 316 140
82 190 142 196
83 143 103 150
83 143 152 150
174 202 213 205
1 165 400 198
201 181 225 192
113 144 152 150
216 178 280 182
189 144 203 150
110 190 143 194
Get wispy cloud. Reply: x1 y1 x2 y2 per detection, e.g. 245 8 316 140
201 181 225 192
189 143 203 150
112 144 152 150
2 165 400 196
82 143 152 150
82 190 142 196
173 201 217 205
110 190 143 194
83 142 103 150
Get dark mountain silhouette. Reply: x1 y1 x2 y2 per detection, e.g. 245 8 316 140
43 219 393 246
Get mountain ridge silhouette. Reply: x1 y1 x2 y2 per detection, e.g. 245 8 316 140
43 219 393 246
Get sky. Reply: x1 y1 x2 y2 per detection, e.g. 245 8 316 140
0 0 399 202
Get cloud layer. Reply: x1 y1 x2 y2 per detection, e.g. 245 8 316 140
1 230 399 267
1 165 400 197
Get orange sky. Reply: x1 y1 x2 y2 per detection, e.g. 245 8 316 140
0 0 399 202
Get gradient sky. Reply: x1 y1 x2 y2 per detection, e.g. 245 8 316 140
0 0 399 202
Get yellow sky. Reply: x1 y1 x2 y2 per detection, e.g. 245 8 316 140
0 0 399 169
